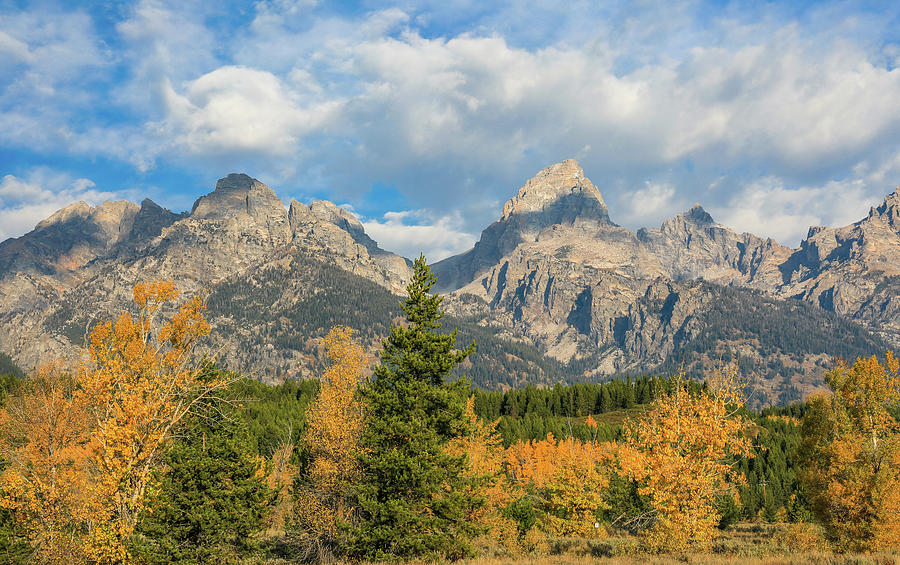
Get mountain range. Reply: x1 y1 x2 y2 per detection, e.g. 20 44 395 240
1 161 897 406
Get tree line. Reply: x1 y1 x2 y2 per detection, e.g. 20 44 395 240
0 260 898 562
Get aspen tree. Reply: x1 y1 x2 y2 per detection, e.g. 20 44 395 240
618 369 753 552
291 325 367 561
800 352 900 551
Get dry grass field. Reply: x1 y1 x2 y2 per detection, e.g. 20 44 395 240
256 522 900 564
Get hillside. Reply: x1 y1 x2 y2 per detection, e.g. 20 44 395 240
0 352 22 379
1 164 897 406
202 251 589 388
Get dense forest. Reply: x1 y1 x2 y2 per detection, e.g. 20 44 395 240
0 353 22 380
0 265 897 563
634 281 888 406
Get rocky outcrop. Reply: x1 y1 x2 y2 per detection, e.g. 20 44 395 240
1 162 896 407
0 173 410 371
637 204 792 288
437 161 895 404
288 199 411 293
127 199 183 243
438 160 666 364
0 200 141 276
775 189 900 343
433 160 618 291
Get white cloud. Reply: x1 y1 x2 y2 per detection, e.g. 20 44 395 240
0 171 123 242
710 177 879 246
362 209 475 261
0 10 106 94
616 181 683 228
3 1 900 246
157 66 342 156
0 30 31 64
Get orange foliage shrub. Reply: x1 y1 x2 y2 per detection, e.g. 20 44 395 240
618 369 753 553
506 421 612 538
0 281 225 563
0 364 92 562
447 397 522 552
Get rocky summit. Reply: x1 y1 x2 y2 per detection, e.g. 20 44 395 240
1 163 897 406
434 160 898 405
0 174 411 373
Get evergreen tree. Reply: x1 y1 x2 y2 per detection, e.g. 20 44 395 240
0 372 29 563
135 392 271 564
347 256 483 560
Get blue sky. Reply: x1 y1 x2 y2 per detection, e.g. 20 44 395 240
1 0 900 260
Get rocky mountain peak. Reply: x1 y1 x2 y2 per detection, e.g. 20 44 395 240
2 199 141 275
654 204 716 236
288 198 381 252
128 199 181 241
432 160 645 292
500 159 609 223
35 201 93 229
188 173 290 243
807 225 827 239
191 173 284 220
683 204 715 225
871 188 900 229
309 200 367 238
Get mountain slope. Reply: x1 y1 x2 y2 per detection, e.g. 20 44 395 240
198 251 585 388
435 160 894 404
1 164 896 407
636 204 792 288
0 173 411 370
775 190 900 343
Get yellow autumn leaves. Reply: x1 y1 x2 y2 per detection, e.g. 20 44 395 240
800 352 900 552
501 370 753 552
3 279 897 561
292 325 367 560
619 370 752 552
0 281 228 563
294 325 760 555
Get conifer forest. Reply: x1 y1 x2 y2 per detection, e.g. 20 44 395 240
0 259 897 564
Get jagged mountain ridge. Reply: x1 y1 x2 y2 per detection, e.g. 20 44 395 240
434 160 898 404
0 164 896 406
0 173 412 371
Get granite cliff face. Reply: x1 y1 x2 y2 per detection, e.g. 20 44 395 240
775 190 900 344
1 163 895 406
433 160 632 291
636 205 792 288
0 173 411 372
434 161 895 404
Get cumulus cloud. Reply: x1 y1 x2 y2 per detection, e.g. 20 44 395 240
710 177 879 246
0 171 124 242
2 1 900 246
616 181 685 228
362 210 475 261
158 66 342 156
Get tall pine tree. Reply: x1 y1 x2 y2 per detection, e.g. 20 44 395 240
134 384 271 564
347 256 483 560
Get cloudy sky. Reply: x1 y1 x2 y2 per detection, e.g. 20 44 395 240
1 1 899 260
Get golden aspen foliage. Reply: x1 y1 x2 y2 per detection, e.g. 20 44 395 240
75 280 222 562
0 281 224 564
0 364 92 563
506 427 611 538
800 352 900 552
292 325 367 560
618 369 753 553
446 397 522 552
